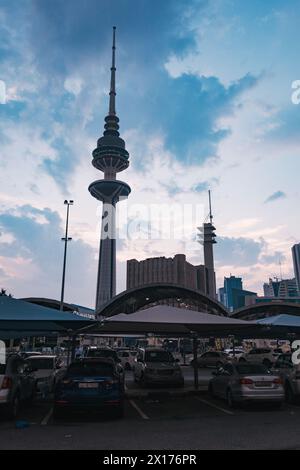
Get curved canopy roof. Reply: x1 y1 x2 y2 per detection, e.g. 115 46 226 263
0 296 94 339
97 283 228 318
232 301 300 321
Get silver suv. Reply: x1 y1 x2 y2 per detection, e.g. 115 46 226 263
239 348 277 368
133 348 184 387
0 354 36 418
273 353 300 403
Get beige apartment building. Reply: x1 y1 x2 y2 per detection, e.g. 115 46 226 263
126 254 207 292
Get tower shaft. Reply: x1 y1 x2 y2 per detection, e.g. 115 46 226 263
95 201 116 307
89 28 131 313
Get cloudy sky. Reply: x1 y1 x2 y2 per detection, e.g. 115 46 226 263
0 0 299 308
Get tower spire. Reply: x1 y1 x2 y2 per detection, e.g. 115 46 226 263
109 26 116 116
208 189 213 224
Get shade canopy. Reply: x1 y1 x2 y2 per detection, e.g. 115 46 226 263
93 305 259 337
257 314 300 327
0 296 95 339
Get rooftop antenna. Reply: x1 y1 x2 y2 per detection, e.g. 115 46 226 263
279 256 283 281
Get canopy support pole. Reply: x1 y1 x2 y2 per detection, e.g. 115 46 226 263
192 333 199 390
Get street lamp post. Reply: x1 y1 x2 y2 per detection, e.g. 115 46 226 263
60 200 73 311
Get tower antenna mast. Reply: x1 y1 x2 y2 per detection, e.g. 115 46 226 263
208 190 213 224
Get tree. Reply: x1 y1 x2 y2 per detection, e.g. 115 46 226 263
0 288 13 297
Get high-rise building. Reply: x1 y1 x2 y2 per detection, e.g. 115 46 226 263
127 254 207 292
218 275 257 311
89 28 131 311
263 278 280 297
292 243 300 294
278 278 298 298
262 277 298 299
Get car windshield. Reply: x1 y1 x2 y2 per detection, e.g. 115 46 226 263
87 349 118 360
145 351 174 362
67 362 114 377
27 358 54 369
236 364 269 375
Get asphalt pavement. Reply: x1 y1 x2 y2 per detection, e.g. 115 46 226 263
1 369 300 449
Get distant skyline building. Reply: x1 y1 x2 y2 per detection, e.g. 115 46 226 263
219 275 257 311
89 28 131 311
263 278 281 297
263 276 298 299
278 278 298 298
292 243 300 294
127 254 207 292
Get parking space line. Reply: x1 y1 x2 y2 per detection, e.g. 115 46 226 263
41 407 53 426
129 399 150 420
194 396 235 416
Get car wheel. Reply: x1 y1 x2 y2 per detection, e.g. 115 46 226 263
263 359 272 368
226 389 236 409
26 387 36 405
53 407 66 421
140 373 146 388
113 402 125 419
208 383 215 398
271 402 282 410
285 383 295 404
177 379 184 388
6 394 20 419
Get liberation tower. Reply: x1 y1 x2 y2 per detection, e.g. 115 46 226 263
89 27 131 311
197 190 217 299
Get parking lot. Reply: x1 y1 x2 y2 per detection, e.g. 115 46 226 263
1 368 300 450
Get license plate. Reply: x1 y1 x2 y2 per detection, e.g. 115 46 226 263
255 381 271 387
78 382 98 389
158 370 172 376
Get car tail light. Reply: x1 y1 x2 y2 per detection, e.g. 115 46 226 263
273 377 283 385
240 378 253 385
103 380 118 389
62 379 73 385
1 376 12 390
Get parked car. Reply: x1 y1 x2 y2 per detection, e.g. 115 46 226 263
25 355 64 395
117 349 137 370
85 347 119 362
0 354 36 418
273 353 300 403
54 358 125 419
133 348 184 387
239 348 277 368
209 362 284 408
191 351 229 368
85 347 124 380
224 348 245 360
20 351 42 359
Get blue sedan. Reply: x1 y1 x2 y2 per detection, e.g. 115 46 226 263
53 358 125 419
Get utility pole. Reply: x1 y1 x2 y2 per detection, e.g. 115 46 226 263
60 200 73 311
